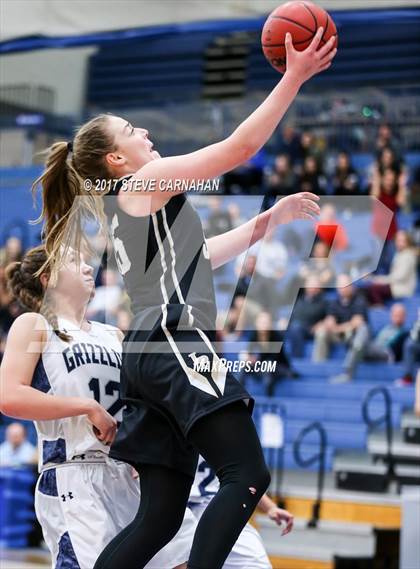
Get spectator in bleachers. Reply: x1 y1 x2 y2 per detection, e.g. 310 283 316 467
365 230 417 305
410 166 420 213
298 156 327 196
265 154 298 199
300 131 325 170
85 268 122 325
203 196 233 237
277 124 302 165
339 303 409 383
375 124 402 159
370 167 407 273
313 274 369 383
228 254 277 330
287 275 327 358
226 202 246 229
396 309 420 387
0 236 23 266
255 228 288 282
0 422 36 467
377 147 405 178
316 203 348 251
298 240 336 287
331 152 360 196
241 311 298 396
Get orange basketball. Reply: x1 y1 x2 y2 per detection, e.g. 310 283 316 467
261 1 338 73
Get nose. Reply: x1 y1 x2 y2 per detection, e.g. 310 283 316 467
83 264 94 277
142 129 149 138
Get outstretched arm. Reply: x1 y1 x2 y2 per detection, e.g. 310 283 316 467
207 192 320 269
129 29 336 199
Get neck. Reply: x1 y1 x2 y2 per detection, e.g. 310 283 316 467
51 294 89 327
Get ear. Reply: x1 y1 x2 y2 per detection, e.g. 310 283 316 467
40 272 51 290
105 152 127 168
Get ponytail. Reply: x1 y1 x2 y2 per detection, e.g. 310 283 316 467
5 246 72 342
31 114 115 281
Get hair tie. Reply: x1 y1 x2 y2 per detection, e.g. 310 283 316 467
67 141 73 153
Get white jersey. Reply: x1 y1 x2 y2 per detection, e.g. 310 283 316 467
32 315 123 472
189 455 220 504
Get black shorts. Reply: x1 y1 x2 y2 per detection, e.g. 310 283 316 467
109 307 254 477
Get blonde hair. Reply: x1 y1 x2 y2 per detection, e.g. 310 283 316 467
31 114 116 281
5 244 72 342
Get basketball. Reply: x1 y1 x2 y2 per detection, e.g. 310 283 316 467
262 1 338 73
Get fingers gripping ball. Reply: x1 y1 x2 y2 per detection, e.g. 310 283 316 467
262 1 338 73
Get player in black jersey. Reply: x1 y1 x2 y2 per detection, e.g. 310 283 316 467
34 30 336 569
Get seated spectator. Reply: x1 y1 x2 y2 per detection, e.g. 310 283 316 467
204 196 233 237
287 275 328 358
299 240 336 287
313 274 370 384
86 268 122 325
366 230 417 305
255 228 288 282
300 131 325 170
242 311 298 396
298 156 327 196
265 154 298 199
375 124 402 159
332 152 360 196
223 157 263 195
226 202 246 228
277 124 303 165
316 204 348 252
370 167 407 274
0 422 36 467
337 304 409 383
396 310 420 387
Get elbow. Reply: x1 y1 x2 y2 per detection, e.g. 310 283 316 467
226 136 258 165
0 397 20 418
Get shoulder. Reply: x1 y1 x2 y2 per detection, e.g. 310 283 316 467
91 321 124 344
8 312 48 343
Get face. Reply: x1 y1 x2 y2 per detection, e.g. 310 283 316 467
305 156 317 173
381 148 394 167
305 276 321 296
301 132 313 148
275 154 290 173
337 153 349 169
382 169 396 193
46 248 95 303
244 255 257 274
7 423 26 447
105 115 160 175
320 204 336 222
337 274 353 300
256 311 272 331
313 241 329 258
395 230 408 251
390 304 406 326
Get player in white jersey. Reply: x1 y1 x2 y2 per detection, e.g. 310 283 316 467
0 244 195 569
188 456 294 569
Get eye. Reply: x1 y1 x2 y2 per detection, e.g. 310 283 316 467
130 126 135 135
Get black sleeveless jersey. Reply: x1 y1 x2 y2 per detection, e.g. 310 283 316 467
103 176 217 331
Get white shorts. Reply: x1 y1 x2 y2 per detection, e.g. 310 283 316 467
189 502 272 569
35 456 196 569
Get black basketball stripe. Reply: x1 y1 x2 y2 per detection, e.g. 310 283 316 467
322 11 329 44
270 15 316 36
302 2 318 30
262 38 313 48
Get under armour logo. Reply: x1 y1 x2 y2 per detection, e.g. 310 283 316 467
61 492 74 502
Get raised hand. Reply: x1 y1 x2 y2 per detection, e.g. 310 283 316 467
285 27 337 83
271 192 321 225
